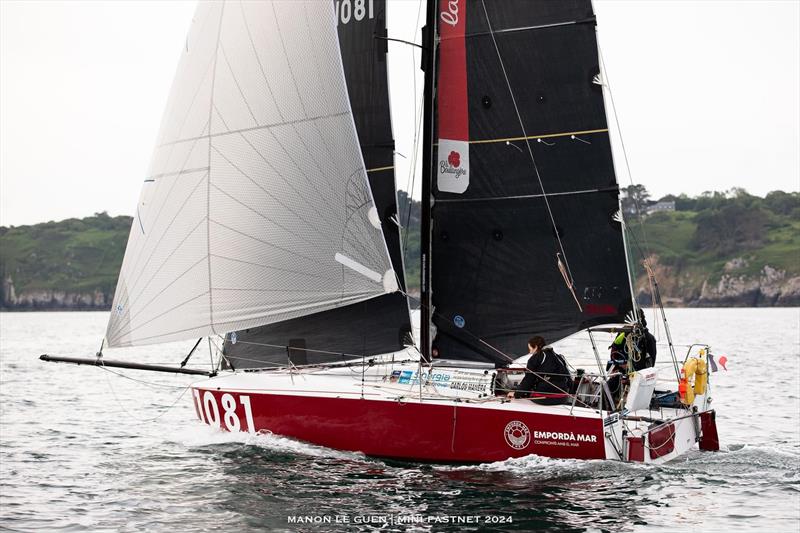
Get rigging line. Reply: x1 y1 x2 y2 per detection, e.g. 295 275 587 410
100 360 193 424
374 35 425 50
403 97 425 260
598 44 656 319
479 0 578 291
436 186 620 203
402 0 425 260
625 228 682 383
466 128 608 145
99 364 191 390
434 128 608 148
440 17 596 42
367 165 395 173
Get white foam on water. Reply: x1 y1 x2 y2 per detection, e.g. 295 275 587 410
170 422 370 462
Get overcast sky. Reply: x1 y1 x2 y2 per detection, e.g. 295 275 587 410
1 0 798 227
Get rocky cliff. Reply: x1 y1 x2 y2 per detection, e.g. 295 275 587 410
2 276 110 310
635 256 800 307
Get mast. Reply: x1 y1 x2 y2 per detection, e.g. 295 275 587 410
420 0 437 362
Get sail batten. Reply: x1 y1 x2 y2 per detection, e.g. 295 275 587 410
106 1 395 348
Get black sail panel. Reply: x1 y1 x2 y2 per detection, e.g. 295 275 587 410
224 0 411 369
431 0 632 363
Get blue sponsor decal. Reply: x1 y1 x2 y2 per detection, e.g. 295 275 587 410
453 315 465 328
398 370 414 385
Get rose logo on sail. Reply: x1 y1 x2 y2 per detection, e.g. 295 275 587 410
448 150 460 168
504 420 531 450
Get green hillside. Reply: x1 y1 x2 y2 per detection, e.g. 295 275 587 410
1 189 797 308
0 213 131 301
626 190 800 293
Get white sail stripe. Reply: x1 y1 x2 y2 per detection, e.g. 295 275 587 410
334 253 383 283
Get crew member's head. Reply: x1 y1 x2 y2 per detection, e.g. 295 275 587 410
528 336 546 353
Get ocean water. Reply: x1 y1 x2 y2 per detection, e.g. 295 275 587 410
0 308 798 532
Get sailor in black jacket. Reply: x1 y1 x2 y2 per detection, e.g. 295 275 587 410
508 336 571 405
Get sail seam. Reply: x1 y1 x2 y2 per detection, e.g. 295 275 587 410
271 1 309 119
155 111 350 148
110 291 210 343
210 146 336 238
209 219 340 269
145 166 209 180
127 128 209 276
111 174 209 318
239 0 285 122
209 254 339 282
235 131 339 228
109 212 209 331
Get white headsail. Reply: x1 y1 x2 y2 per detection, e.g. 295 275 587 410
106 0 395 348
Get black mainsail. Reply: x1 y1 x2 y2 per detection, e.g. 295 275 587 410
424 0 634 364
223 0 412 368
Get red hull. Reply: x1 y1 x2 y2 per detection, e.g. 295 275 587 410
192 387 607 463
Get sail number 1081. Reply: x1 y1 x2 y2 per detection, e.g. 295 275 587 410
193 390 255 433
335 0 374 25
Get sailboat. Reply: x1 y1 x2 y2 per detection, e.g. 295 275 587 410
42 0 721 463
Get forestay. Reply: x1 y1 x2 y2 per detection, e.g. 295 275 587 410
106 0 395 348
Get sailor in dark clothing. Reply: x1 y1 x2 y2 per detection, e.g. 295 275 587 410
507 336 571 405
